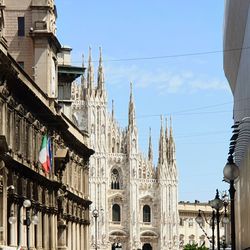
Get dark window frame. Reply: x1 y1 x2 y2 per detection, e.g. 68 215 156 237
18 16 25 36
112 204 121 222
143 205 151 223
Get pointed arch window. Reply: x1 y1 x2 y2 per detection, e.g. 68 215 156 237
112 204 121 222
143 205 151 223
111 168 120 189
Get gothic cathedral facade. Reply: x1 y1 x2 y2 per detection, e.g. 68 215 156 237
72 48 179 250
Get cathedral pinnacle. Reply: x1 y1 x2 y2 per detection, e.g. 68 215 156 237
158 115 166 165
128 82 136 128
87 46 94 94
168 116 176 163
165 117 168 141
112 99 115 120
81 53 87 90
169 116 174 143
97 47 105 93
148 127 153 162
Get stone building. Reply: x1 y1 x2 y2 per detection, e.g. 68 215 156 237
223 0 250 248
0 0 94 249
71 48 179 250
178 201 227 249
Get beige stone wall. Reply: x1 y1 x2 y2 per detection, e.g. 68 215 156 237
178 202 226 249
4 0 58 97
5 2 34 77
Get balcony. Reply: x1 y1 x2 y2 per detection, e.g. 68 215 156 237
31 0 53 7
34 21 47 30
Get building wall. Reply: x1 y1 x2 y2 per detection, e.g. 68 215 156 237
4 0 59 98
0 1 94 250
224 1 250 249
178 202 226 249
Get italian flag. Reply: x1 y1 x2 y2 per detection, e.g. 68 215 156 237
39 135 52 173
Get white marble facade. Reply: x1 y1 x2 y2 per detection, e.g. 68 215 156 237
72 48 179 250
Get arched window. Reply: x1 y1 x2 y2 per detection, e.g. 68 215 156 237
111 169 120 189
188 218 193 227
199 235 205 247
189 234 195 245
112 204 121 222
179 234 184 247
143 205 151 222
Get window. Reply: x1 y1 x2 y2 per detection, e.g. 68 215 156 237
17 61 24 69
199 235 205 247
179 218 184 226
143 205 151 222
111 169 120 189
179 234 184 247
189 235 195 245
112 204 121 222
188 218 193 227
18 17 25 36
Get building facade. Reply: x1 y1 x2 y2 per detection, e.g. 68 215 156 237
72 49 179 250
0 0 94 249
224 1 250 249
178 201 227 249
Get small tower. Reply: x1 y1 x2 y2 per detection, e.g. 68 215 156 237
87 47 94 96
97 47 105 97
148 128 153 163
158 116 167 166
128 82 136 129
127 82 138 156
112 99 115 120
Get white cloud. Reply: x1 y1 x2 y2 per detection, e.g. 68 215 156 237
104 63 229 94
189 79 230 91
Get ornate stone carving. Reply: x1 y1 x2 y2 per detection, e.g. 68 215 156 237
0 81 9 99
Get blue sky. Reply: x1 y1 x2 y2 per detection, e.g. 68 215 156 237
56 1 232 202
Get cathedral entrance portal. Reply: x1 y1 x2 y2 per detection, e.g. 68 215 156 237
112 242 122 250
142 243 152 250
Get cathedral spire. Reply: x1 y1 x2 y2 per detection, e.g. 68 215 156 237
87 47 94 95
112 99 115 120
148 127 153 162
165 117 168 141
128 82 136 128
168 116 176 163
165 117 169 161
97 47 105 93
158 115 166 165
81 53 87 94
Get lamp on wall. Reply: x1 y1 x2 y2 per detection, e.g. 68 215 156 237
209 190 224 250
223 154 239 250
92 208 99 250
8 210 17 224
8 199 38 250
195 209 215 250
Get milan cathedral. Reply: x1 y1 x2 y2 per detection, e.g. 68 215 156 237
71 48 179 250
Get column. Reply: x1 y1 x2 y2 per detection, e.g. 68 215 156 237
0 162 7 246
29 208 35 249
57 216 67 250
50 213 56 250
72 222 76 250
19 207 25 247
37 211 43 249
84 225 89 250
9 203 17 246
80 224 84 250
77 223 80 250
43 213 49 248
